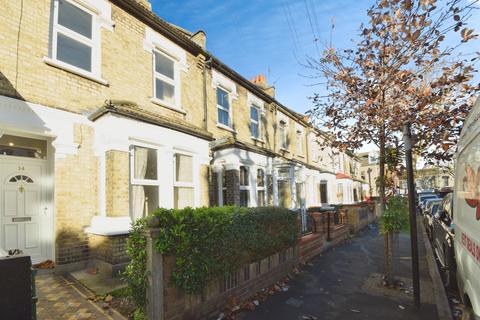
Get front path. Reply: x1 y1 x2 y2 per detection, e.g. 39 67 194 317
243 225 438 320
36 274 115 320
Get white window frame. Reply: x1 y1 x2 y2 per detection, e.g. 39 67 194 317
250 105 261 140
129 144 162 219
48 0 104 82
256 168 266 206
212 69 238 132
279 123 288 150
296 130 304 155
173 152 195 209
217 87 233 129
240 165 250 207
151 49 184 113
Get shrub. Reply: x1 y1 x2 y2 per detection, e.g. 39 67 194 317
380 196 409 234
123 206 298 302
122 219 147 310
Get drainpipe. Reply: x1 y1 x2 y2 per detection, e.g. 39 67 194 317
203 57 212 131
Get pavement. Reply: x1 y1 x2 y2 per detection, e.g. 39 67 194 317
242 224 439 320
36 274 120 320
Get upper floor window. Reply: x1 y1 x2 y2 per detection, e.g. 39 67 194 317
52 0 96 73
154 51 176 106
250 106 260 139
368 152 379 164
217 88 231 127
279 122 287 149
442 176 449 187
296 131 303 155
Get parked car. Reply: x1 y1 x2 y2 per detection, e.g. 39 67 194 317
453 97 480 320
418 193 440 214
432 193 455 287
423 198 442 240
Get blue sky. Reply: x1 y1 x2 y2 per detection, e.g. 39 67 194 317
152 0 479 123
152 0 373 114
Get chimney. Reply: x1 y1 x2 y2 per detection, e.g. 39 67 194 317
134 0 152 10
250 74 275 97
191 31 207 49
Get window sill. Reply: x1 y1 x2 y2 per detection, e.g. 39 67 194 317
43 57 109 86
216 123 236 133
297 154 305 158
280 148 290 153
251 137 265 143
150 98 187 115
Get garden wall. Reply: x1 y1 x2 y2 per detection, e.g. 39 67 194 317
145 228 298 320
340 203 374 234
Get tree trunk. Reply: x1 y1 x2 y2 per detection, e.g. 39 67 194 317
379 127 387 216
384 231 393 285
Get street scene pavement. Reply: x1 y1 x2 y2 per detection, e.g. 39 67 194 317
243 225 438 320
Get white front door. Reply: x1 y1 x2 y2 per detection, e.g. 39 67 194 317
0 158 48 263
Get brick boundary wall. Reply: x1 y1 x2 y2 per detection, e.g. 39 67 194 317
340 203 372 234
145 228 298 320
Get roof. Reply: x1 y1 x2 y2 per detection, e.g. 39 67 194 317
336 173 352 180
88 100 213 141
109 0 311 127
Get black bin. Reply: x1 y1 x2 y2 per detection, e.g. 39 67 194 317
0 255 33 320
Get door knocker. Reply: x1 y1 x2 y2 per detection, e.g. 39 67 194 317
19 185 25 193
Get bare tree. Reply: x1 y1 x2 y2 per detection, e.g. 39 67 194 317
307 0 479 217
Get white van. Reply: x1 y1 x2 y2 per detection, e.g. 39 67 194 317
454 97 480 320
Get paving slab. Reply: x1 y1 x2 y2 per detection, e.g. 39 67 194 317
241 224 439 320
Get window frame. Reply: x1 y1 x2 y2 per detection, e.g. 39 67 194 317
279 123 288 150
296 130 304 155
152 49 181 111
250 104 261 140
50 0 100 77
239 166 250 207
256 168 266 206
129 144 161 220
217 87 232 128
173 152 195 209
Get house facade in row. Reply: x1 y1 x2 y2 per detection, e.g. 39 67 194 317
0 0 367 272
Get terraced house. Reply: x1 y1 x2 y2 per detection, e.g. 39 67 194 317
0 0 367 273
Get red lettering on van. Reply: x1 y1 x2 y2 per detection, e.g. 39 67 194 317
464 165 480 220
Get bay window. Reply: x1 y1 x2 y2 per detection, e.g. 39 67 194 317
240 166 250 207
174 153 194 209
130 146 160 220
257 169 265 206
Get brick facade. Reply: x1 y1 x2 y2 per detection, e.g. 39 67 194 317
55 125 99 266
88 234 130 266
0 0 367 272
105 150 130 217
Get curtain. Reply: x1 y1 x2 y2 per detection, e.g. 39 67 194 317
131 147 148 220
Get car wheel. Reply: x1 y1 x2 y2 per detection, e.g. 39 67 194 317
462 305 475 320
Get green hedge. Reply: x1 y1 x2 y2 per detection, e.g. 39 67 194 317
123 206 298 308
